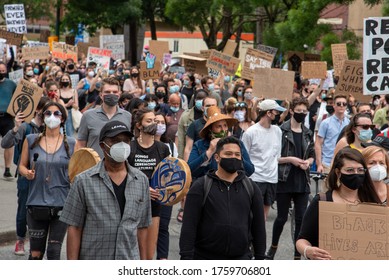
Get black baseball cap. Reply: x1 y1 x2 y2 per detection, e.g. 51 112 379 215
99 120 133 142
361 134 389 151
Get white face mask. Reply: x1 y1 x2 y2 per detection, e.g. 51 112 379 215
234 110 246 122
88 71 95 78
368 164 387 181
104 141 131 163
44 115 61 129
156 124 166 136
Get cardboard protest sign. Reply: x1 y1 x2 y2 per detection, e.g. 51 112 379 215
87 47 112 71
99 34 124 49
319 201 389 260
40 30 50 43
183 52 203 58
336 60 370 102
140 60 160 80
7 79 43 123
48 36 58 51
22 46 49 61
223 40 237 56
301 61 327 79
52 42 78 62
287 51 304 72
322 70 334 90
206 50 240 76
256 44 278 56
304 53 321 61
70 74 80 89
163 53 172 65
331 43 348 77
0 29 23 46
183 56 208 75
77 42 97 58
363 17 389 95
104 42 125 61
253 68 295 100
200 50 211 59
149 40 170 65
241 48 275 80
8 69 23 84
27 41 48 47
4 4 26 34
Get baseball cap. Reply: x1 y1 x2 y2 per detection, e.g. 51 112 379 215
361 133 389 151
259 99 286 112
323 93 334 101
99 120 133 142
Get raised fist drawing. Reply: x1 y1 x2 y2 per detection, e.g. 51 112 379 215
145 52 156 69
15 95 30 114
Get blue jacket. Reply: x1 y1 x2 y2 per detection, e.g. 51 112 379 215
188 138 255 179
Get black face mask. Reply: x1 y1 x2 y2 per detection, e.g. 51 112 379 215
142 123 157 135
155 91 165 99
339 173 365 190
61 81 70 88
271 114 280 125
103 94 119 107
326 105 335 115
293 112 307 123
0 73 6 80
131 73 139 78
219 157 243 174
68 64 74 70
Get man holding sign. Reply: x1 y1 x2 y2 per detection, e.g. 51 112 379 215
0 62 17 180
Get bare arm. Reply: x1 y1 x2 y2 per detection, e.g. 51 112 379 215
75 140 86 151
296 239 331 260
184 136 194 162
307 80 323 106
66 226 83 260
331 137 348 166
18 138 35 180
315 135 324 173
137 227 148 260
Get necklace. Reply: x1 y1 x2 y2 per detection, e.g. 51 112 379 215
45 134 61 183
337 190 360 204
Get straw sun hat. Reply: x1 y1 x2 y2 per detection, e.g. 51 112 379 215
199 106 238 139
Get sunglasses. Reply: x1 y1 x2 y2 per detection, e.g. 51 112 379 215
336 102 347 107
235 102 247 108
43 110 62 117
356 124 375 130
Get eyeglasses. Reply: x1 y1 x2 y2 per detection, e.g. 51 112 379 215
43 110 62 117
356 124 375 130
336 102 347 107
103 91 119 94
235 102 247 108
341 167 366 175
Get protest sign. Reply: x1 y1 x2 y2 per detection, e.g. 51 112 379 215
331 43 348 77
87 47 112 71
256 44 278 56
206 50 240 76
336 60 370 102
319 201 389 260
40 30 50 43
200 50 211 59
48 36 58 51
104 41 125 61
322 70 335 90
149 40 170 65
304 53 321 61
287 51 304 72
22 46 49 61
27 41 49 47
77 42 97 57
99 35 124 49
223 40 237 56
163 53 172 65
208 68 220 78
183 56 208 75
8 69 23 84
169 66 186 74
241 48 275 80
0 29 23 46
4 4 26 34
52 42 78 62
70 74 80 89
183 52 203 58
253 68 295 100
7 79 43 123
301 61 327 79
363 17 389 95
140 61 160 80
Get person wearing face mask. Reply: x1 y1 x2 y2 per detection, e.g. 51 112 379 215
0 62 17 180
127 109 170 260
332 113 374 164
296 147 381 260
143 94 159 112
181 136 266 260
76 77 132 159
265 98 315 260
65 59 82 81
232 102 254 139
123 66 145 97
76 66 101 110
361 142 389 204
1 97 49 256
242 99 286 219
188 106 254 180
59 73 79 137
201 76 223 108
165 94 184 142
60 120 151 260
242 86 260 122
24 64 34 80
18 102 76 260
180 74 195 104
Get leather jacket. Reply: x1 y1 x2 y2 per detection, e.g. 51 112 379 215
278 120 315 182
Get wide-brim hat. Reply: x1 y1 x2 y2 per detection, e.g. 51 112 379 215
199 106 238 139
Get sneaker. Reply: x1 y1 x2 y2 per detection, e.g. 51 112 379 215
14 240 25 256
3 170 14 181
264 246 277 260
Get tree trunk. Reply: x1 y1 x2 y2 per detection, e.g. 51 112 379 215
129 20 138 65
149 15 157 40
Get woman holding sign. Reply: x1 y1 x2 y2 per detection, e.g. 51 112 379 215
18 101 76 260
296 147 381 260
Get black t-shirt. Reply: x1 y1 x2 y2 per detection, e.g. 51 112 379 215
181 86 195 104
186 118 206 142
194 107 203 120
309 100 321 132
111 176 127 217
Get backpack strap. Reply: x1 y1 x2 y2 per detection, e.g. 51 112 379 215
242 176 255 203
202 175 213 207
168 140 175 157
319 192 327 201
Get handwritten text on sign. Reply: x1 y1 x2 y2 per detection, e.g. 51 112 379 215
363 17 389 94
52 42 78 62
241 48 274 80
206 50 240 76
4 4 26 34
319 201 389 260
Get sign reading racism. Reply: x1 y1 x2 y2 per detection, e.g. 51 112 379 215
363 17 389 95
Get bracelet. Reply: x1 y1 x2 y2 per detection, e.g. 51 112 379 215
303 246 311 259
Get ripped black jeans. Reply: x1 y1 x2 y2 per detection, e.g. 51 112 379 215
27 207 67 260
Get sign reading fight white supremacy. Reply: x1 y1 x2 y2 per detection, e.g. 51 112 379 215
4 4 27 34
363 17 389 95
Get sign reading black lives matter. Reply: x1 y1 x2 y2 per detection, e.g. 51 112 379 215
7 79 43 123
363 17 389 95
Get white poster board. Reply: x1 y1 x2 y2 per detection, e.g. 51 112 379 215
87 47 112 71
4 4 27 34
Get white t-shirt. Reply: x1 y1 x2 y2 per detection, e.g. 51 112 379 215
241 123 282 183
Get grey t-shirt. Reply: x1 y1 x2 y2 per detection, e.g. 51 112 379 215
26 134 76 207
77 106 132 158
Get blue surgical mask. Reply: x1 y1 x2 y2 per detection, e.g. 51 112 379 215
170 85 179 93
234 110 246 122
33 68 39 75
148 102 156 110
184 80 190 86
224 76 230 83
237 90 243 97
146 87 150 93
195 79 201 85
208 83 215 91
358 129 373 142
321 93 327 99
109 69 115 75
170 106 179 113
195 99 203 110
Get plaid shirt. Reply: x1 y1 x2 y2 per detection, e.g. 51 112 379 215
60 160 151 260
